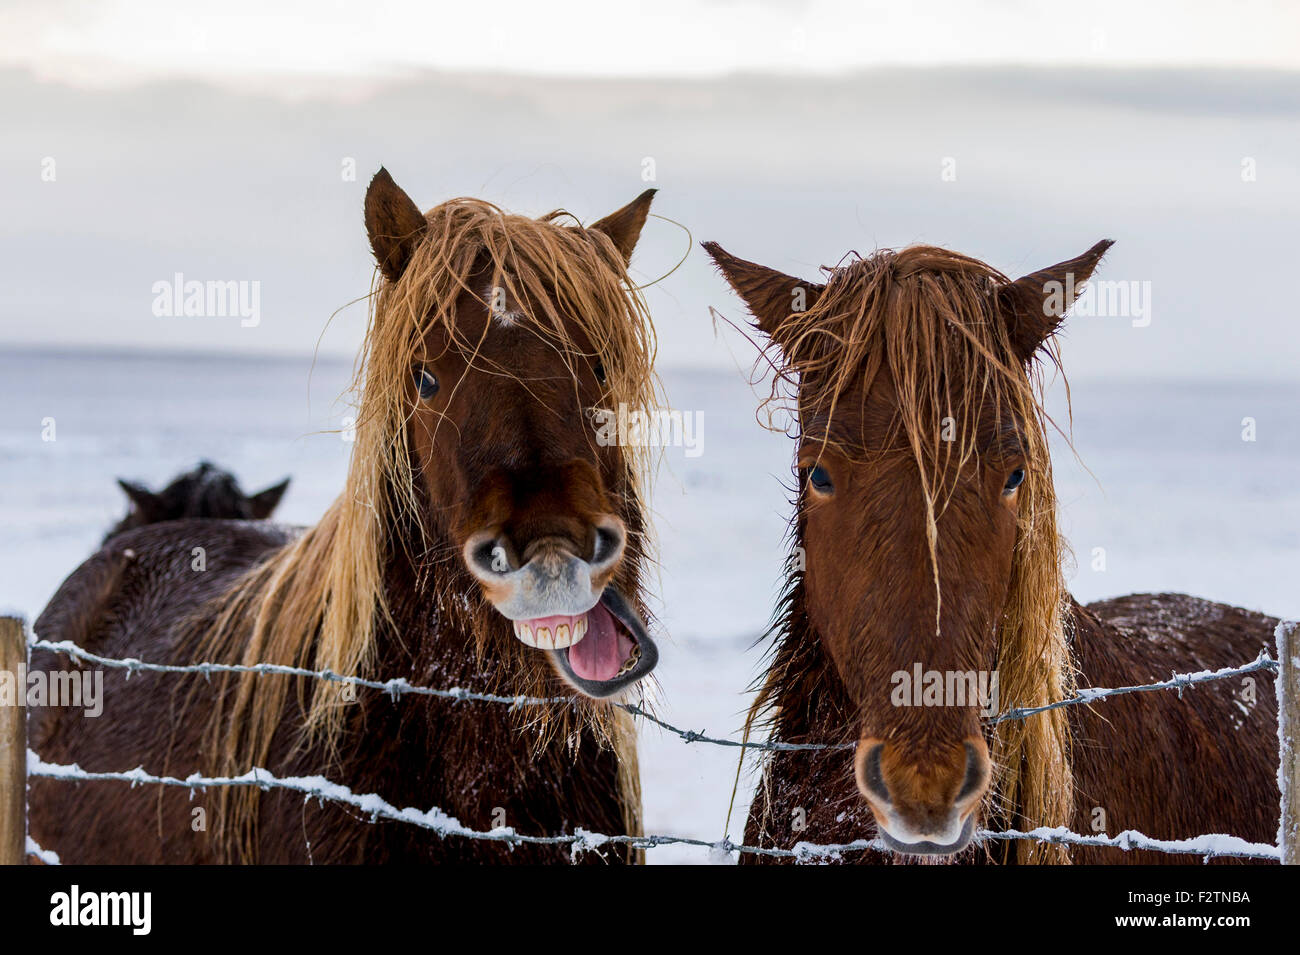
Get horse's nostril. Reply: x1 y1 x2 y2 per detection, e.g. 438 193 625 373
955 740 991 805
593 524 623 566
590 516 626 570
857 741 891 806
469 536 512 575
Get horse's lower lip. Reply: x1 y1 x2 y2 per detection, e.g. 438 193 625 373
548 587 657 699
876 814 976 856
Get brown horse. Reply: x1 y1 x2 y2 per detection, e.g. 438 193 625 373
107 461 289 543
29 169 662 863
705 239 1281 864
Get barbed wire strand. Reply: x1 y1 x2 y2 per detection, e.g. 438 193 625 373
28 636 1277 752
27 753 1279 861
988 651 1279 725
28 636 846 752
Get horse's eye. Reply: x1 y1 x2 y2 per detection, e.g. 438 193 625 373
414 368 440 400
808 464 834 495
594 362 607 385
1003 467 1025 494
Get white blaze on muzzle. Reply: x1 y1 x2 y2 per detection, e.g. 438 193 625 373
461 518 658 696
462 515 624 620
484 552 603 620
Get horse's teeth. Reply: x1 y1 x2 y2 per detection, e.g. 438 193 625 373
616 643 642 676
513 616 589 649
550 618 587 648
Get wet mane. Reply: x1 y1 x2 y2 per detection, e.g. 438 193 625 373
749 245 1074 863
189 197 659 860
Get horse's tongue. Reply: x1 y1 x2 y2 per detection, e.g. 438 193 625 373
568 603 630 682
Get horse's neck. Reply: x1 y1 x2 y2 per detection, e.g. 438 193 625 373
379 527 487 684
761 576 855 743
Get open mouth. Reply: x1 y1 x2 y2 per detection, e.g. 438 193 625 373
511 588 658 698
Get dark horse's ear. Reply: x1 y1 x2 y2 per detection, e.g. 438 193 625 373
117 479 160 520
999 240 1114 362
247 478 290 519
588 189 657 263
364 167 428 282
701 241 824 340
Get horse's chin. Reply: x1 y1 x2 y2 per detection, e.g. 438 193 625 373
876 814 977 858
532 588 657 700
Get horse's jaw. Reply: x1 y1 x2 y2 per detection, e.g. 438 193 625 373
541 587 658 699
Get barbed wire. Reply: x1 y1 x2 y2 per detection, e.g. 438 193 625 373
29 637 571 706
27 753 1279 862
30 635 1277 752
23 626 1291 863
978 825 1278 861
28 636 844 752
25 752 841 860
987 651 1279 724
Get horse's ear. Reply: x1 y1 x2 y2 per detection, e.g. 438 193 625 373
701 241 824 339
364 167 428 282
247 478 290 519
588 189 657 263
999 240 1114 361
117 479 160 520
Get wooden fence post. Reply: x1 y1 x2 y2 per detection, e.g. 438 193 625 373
1280 621 1299 865
0 616 26 865
1279 623 1300 867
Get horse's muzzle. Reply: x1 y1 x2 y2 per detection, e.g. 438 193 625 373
461 516 657 697
855 738 990 856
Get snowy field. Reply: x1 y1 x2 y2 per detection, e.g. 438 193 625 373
1 347 1297 863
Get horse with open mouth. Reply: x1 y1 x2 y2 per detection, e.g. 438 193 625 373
705 239 1282 864
29 169 661 863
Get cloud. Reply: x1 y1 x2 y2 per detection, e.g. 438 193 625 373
2 0 1299 90
1 65 1296 380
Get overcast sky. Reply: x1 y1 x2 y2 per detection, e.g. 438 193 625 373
1 2 1297 379
4 0 1300 86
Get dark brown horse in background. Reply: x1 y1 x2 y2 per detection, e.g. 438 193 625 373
705 239 1281 864
30 169 662 863
107 461 289 543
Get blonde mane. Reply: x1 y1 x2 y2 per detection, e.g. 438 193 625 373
190 197 660 860
750 245 1074 864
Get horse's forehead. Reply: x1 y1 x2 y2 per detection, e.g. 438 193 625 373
472 275 525 327
417 286 594 366
805 367 898 435
808 367 1019 452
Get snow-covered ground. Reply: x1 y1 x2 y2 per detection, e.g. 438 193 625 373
1 347 1296 862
